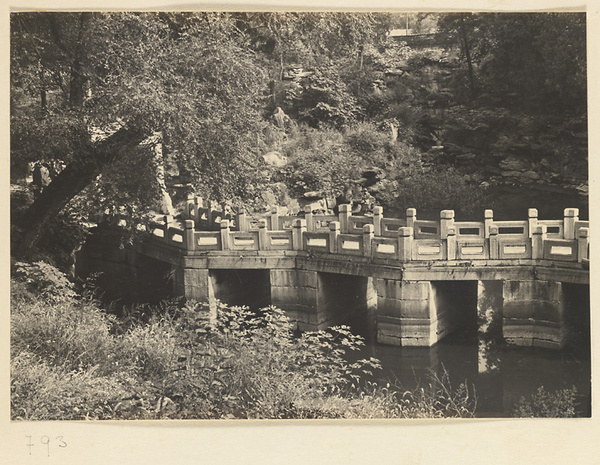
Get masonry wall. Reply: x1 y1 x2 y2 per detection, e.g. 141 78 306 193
502 280 565 349
78 228 172 305
376 280 438 346
270 269 322 330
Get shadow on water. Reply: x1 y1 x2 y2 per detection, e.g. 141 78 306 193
357 328 591 418
349 293 591 418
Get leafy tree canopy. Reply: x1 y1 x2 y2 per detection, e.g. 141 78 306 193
436 12 586 113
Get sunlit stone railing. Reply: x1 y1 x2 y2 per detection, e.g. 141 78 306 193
146 196 589 265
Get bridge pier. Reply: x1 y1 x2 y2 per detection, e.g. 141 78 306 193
270 270 375 333
173 267 214 302
502 280 565 349
172 267 217 320
376 280 440 346
376 279 478 347
270 270 324 331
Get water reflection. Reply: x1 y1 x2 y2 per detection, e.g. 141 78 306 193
364 327 591 417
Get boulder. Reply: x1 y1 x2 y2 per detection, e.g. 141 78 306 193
576 183 589 196
499 157 529 171
521 170 541 180
455 152 477 162
303 190 326 199
262 151 288 168
500 170 523 178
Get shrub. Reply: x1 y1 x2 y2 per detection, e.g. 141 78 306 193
379 166 491 219
280 122 422 207
11 352 138 421
394 369 477 419
11 268 478 420
11 289 116 373
513 386 579 418
12 261 78 303
287 66 362 129
145 302 383 419
281 126 366 201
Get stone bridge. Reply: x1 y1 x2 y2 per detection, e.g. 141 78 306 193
82 196 590 350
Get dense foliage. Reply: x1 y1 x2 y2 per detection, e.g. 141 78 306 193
10 13 588 420
437 13 586 113
513 386 579 418
11 262 478 420
11 12 587 256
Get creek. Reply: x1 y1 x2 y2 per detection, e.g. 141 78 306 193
360 324 591 418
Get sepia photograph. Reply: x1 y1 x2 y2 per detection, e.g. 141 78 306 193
9 9 590 426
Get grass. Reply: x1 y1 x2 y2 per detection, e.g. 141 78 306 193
11 260 580 420
10 261 479 420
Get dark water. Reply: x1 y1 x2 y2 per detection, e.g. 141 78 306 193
361 329 591 418
350 302 591 419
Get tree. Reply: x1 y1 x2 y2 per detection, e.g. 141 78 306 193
437 12 586 114
11 12 269 255
233 12 394 124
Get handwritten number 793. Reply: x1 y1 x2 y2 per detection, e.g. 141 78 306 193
26 435 67 457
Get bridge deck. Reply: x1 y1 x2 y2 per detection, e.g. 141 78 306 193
135 199 589 285
89 201 590 348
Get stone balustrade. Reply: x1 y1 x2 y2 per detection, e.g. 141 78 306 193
88 198 590 350
145 197 589 266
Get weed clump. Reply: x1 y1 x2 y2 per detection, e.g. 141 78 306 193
11 261 478 420
513 386 579 418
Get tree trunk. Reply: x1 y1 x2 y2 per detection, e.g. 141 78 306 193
459 16 477 98
148 132 175 215
69 13 90 107
16 126 149 256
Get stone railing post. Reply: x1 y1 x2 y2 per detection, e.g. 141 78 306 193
532 225 546 259
440 210 455 239
195 196 204 224
183 219 195 251
339 204 351 234
236 211 247 232
205 199 214 227
528 208 538 238
329 221 340 254
373 206 383 236
304 205 314 233
489 226 499 259
292 218 306 250
406 208 417 230
186 193 195 220
447 226 456 260
578 227 589 263
564 208 579 240
484 209 494 238
363 224 374 257
270 206 279 231
258 219 268 250
220 219 231 250
398 226 413 262
163 215 173 244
